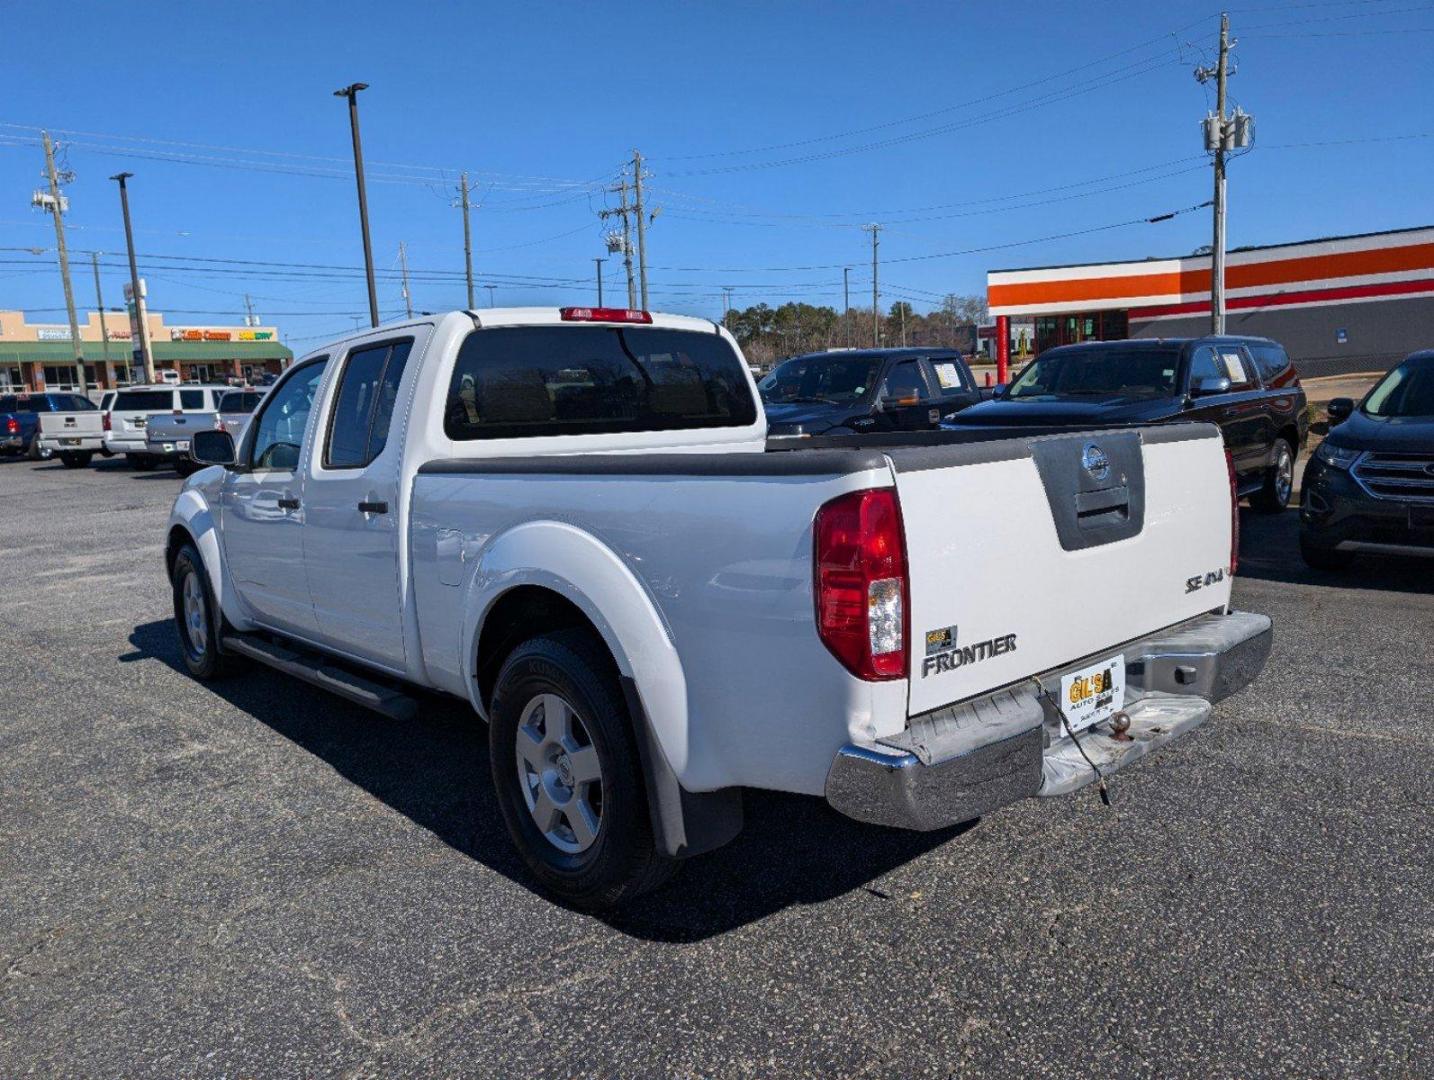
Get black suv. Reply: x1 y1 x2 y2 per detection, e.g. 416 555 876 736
760 348 983 437
1300 349 1434 569
948 336 1308 511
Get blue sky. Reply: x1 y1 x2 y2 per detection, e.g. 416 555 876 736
2 0 1431 348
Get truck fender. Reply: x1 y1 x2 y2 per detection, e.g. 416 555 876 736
463 520 741 858
168 487 251 633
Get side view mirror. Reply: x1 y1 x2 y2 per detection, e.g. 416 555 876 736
992 383 1009 399
1327 397 1355 424
1192 376 1232 397
190 429 236 467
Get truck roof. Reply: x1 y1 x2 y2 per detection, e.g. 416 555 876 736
296 308 725 359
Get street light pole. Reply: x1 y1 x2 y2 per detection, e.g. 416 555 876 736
110 171 154 384
485 284 497 308
334 82 379 328
593 257 605 306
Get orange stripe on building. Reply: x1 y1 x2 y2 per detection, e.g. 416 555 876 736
988 241 1434 309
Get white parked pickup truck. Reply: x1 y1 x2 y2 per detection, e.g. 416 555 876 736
166 308 1271 909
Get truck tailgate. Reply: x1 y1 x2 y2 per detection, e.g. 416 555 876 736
145 413 214 446
38 412 103 443
891 425 1234 716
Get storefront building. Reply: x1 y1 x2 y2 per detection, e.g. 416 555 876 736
0 309 292 393
987 226 1434 377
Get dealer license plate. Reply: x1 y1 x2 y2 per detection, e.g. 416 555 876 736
1059 654 1126 735
176 440 189 451
60 438 80 446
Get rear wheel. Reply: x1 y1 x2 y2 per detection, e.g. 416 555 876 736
1251 439 1295 513
174 459 199 478
170 543 239 679
489 630 675 910
26 436 52 462
58 451 92 469
127 453 158 471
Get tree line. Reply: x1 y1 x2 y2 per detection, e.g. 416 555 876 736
720 294 988 368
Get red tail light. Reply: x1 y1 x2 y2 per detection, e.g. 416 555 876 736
559 307 653 324
814 488 908 680
5 417 17 435
1226 448 1240 575
102 412 111 431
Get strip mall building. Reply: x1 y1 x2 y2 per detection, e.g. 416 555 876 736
0 309 293 393
987 225 1434 377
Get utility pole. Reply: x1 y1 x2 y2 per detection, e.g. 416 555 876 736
334 82 379 327
1211 13 1229 336
91 252 112 374
899 303 907 346
38 132 84 386
722 286 734 323
599 179 637 308
110 172 154 384
459 172 475 309
843 267 852 348
484 284 497 308
593 257 606 306
243 293 256 327
1195 13 1249 336
398 241 413 318
862 224 882 347
631 150 650 309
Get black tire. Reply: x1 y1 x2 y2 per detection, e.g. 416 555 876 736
127 453 158 471
58 451 92 469
1250 439 1296 514
489 630 675 910
1300 532 1352 572
174 459 199 478
170 543 240 680
98 447 114 458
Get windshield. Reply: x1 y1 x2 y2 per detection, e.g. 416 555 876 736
1007 346 1180 400
759 354 882 406
1364 356 1434 418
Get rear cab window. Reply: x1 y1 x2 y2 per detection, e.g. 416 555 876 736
443 325 756 440
926 357 971 397
114 390 176 412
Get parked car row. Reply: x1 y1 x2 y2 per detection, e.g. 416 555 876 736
6 384 268 472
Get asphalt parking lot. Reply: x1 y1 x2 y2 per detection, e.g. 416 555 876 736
2 455 1430 1078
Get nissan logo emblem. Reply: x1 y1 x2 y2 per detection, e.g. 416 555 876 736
1082 443 1111 482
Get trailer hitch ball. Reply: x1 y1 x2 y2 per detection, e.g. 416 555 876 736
1109 710 1133 742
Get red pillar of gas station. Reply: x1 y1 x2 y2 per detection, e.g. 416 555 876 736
995 314 1010 385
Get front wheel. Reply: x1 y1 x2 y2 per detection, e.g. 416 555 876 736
489 630 675 910
1251 439 1295 513
170 543 239 679
59 450 92 469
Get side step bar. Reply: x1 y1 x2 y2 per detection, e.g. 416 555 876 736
222 633 418 721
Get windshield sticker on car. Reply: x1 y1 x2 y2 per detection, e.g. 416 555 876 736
933 362 963 389
1221 352 1247 384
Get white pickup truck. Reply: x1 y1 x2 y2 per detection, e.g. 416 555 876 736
166 307 1271 909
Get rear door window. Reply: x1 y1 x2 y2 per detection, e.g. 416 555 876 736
179 389 205 410
443 325 756 440
927 357 970 396
325 340 414 468
1248 343 1293 385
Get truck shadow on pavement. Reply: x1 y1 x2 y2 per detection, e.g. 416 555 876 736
1234 508 1434 595
124 618 966 941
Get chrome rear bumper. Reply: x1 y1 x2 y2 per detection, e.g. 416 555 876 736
825 610 1272 831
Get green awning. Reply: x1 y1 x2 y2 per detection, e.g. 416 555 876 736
0 340 293 363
